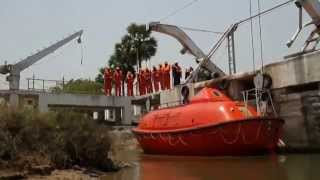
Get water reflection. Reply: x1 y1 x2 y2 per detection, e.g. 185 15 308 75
103 152 320 180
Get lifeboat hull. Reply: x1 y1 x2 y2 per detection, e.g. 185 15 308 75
133 118 284 156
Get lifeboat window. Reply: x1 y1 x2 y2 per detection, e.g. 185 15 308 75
213 91 220 96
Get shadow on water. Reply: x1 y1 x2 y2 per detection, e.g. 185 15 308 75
103 151 320 180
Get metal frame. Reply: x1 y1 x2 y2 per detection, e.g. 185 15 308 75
242 88 277 117
287 0 320 53
227 28 237 75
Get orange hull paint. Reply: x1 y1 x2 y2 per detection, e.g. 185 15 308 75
133 87 284 156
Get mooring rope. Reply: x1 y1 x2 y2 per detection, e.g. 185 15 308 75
219 123 242 145
241 120 263 144
159 133 167 142
168 134 180 146
150 133 157 140
178 135 188 146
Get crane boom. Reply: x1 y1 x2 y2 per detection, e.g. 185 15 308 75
0 30 83 90
15 30 83 72
148 22 225 82
149 22 206 59
287 0 320 52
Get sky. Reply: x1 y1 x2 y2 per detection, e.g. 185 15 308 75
0 0 312 89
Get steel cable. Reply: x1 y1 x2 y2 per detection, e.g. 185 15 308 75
159 0 200 21
257 0 264 72
249 0 256 71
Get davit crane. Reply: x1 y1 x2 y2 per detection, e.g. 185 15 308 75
0 30 83 90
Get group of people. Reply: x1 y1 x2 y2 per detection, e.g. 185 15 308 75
103 62 193 96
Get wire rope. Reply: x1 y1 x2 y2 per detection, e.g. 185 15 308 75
237 0 294 25
177 26 223 35
257 0 264 72
159 0 200 21
249 0 256 71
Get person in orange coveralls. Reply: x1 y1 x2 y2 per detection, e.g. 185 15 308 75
138 69 146 95
126 71 134 96
163 61 171 90
159 64 165 91
113 67 123 96
152 66 160 92
104 67 113 96
137 70 142 96
145 68 153 94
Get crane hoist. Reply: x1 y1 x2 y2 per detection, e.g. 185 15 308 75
0 30 83 90
287 0 320 52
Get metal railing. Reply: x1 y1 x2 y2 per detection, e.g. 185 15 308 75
242 88 277 117
27 77 65 92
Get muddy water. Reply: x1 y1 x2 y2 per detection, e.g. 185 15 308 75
102 150 320 180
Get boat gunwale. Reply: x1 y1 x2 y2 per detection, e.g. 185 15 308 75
132 117 284 135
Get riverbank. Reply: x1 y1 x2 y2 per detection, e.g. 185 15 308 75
0 108 133 179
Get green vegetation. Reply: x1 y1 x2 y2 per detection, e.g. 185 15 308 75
52 79 103 94
0 108 117 172
95 23 158 83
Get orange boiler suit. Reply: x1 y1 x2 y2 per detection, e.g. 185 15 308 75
146 70 153 94
137 72 142 96
163 64 171 90
113 69 123 96
126 73 134 96
159 65 165 91
139 70 146 95
152 68 160 92
104 68 113 96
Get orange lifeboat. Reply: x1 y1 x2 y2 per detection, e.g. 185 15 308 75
132 87 284 156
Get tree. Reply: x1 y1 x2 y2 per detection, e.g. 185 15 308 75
125 23 157 68
95 23 157 88
95 68 105 85
52 79 103 94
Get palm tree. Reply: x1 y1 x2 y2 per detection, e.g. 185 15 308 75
126 23 157 69
95 23 157 93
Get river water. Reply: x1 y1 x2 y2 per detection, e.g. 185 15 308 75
102 150 320 180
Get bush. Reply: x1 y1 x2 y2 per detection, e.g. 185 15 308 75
0 107 116 171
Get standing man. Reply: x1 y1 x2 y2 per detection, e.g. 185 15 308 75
159 64 165 91
145 68 153 94
126 71 134 96
163 61 171 90
113 67 123 96
172 62 182 86
152 66 160 92
137 70 142 96
139 69 146 95
104 67 113 96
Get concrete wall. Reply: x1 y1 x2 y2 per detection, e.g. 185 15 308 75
265 50 320 89
0 90 134 125
38 93 134 125
159 84 195 107
273 89 320 151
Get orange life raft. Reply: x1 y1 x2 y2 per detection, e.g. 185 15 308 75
132 87 284 156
